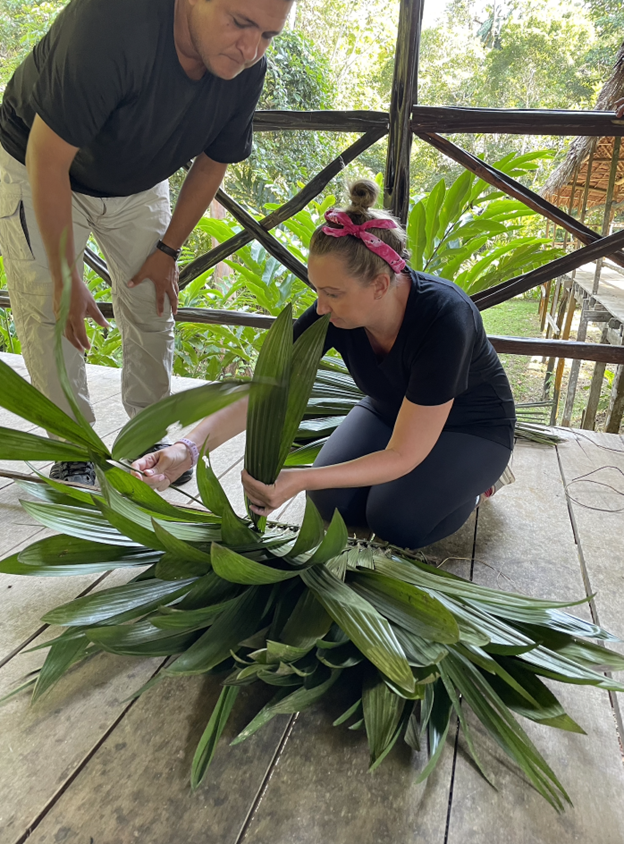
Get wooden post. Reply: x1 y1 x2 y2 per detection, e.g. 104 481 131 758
581 322 610 430
592 137 621 294
561 291 589 426
384 0 424 222
605 362 624 433
549 284 577 425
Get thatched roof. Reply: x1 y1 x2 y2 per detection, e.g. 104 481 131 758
542 42 624 211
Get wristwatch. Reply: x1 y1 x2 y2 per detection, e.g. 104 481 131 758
156 239 181 260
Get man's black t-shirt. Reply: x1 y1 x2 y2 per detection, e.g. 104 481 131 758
0 0 266 197
294 269 516 449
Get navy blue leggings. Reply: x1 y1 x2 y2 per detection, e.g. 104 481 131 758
308 400 512 549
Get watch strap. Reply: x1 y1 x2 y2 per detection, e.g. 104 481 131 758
156 239 181 260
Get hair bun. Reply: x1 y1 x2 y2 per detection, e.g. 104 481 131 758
347 179 379 213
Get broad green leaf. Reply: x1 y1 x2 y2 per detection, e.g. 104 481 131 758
277 314 330 469
283 439 324 467
97 500 164 550
20 500 138 546
362 672 406 768
86 619 196 655
0 358 98 448
393 625 448 666
423 179 445 263
415 679 454 783
166 587 268 675
308 509 348 565
210 542 300 585
42 578 195 626
244 305 293 527
333 698 362 727
151 520 213 567
554 640 624 672
152 597 239 631
301 566 415 693
155 553 212 581
175 571 240 610
521 645 624 692
19 469 98 507
0 428 90 462
220 506 261 548
112 381 248 461
103 465 214 523
407 201 426 271
16 535 159 576
231 668 341 745
280 589 332 648
484 659 585 733
353 572 460 644
437 170 472 241
32 633 91 702
285 497 325 558
457 644 541 707
191 685 240 789
196 450 231 516
443 651 571 810
265 639 314 663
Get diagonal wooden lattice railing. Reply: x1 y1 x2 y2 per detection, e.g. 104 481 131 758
6 0 624 371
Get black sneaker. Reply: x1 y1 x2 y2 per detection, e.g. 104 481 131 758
50 461 96 486
137 442 194 487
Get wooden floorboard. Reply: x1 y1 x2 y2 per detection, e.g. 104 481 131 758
446 440 624 843
1 355 623 843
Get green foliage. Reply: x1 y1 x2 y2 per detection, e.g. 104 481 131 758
1 303 623 810
406 150 564 294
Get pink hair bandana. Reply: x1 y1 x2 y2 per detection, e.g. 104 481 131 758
322 210 406 274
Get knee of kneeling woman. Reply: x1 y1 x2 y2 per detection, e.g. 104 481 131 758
307 488 341 523
365 507 431 551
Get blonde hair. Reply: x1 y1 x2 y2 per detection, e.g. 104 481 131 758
309 179 408 284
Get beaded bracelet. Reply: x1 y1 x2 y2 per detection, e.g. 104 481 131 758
175 437 200 468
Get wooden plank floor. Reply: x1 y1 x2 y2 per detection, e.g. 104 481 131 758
0 353 623 844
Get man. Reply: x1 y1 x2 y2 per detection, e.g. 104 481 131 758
0 0 291 484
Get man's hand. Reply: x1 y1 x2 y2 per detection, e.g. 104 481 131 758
615 98 624 119
132 442 191 490
55 276 109 353
128 248 179 316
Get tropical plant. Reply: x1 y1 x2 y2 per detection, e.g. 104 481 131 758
1 284 622 811
406 150 564 295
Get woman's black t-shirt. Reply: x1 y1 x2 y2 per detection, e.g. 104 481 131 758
293 269 515 450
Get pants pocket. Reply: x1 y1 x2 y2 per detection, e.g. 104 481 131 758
0 188 34 261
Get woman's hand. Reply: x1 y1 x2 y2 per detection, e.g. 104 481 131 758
241 468 303 516
131 443 191 491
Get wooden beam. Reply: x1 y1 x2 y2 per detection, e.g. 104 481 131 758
84 248 111 284
473 227 624 310
252 110 389 132
489 336 624 365
179 127 387 288
411 106 624 136
384 0 424 222
2 291 623 364
215 190 310 285
416 131 624 269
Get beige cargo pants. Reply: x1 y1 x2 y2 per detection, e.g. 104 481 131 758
0 144 174 425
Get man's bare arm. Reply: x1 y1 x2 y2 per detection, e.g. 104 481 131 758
25 115 108 351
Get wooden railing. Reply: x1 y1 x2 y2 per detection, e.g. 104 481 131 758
5 1 624 393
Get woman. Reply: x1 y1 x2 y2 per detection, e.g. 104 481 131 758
134 180 515 549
